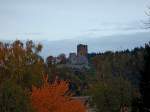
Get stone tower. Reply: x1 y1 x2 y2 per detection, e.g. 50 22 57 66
77 44 88 57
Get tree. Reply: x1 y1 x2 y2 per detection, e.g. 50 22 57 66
46 56 54 66
58 53 67 64
0 40 45 89
140 42 150 112
0 80 32 112
0 40 47 112
31 75 86 112
89 76 132 112
92 49 144 86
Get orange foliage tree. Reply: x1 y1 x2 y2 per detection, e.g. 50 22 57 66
31 75 86 112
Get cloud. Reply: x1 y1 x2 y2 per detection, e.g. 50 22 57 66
15 32 44 36
0 32 44 36
0 32 46 41
87 21 143 32
78 21 148 39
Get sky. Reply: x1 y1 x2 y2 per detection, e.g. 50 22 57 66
0 0 150 41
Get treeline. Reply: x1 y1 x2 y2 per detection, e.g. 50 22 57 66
0 40 86 112
45 42 150 112
88 47 145 87
0 40 149 112
87 44 150 112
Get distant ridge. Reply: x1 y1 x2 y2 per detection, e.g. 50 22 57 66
1 31 150 59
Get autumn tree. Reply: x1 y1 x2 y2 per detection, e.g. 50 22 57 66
0 40 46 112
31 75 86 112
0 40 45 88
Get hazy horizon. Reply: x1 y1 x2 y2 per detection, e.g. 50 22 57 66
0 0 150 58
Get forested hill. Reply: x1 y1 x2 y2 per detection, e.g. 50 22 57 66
88 46 145 87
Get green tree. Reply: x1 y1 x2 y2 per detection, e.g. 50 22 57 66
0 80 33 112
140 42 150 112
89 76 132 112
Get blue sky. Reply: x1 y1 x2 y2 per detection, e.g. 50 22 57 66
0 0 150 41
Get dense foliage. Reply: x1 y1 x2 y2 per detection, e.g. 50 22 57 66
0 80 32 112
87 48 145 112
0 40 87 112
140 42 150 112
0 40 45 88
89 48 144 87
31 75 86 112
0 40 149 112
89 75 133 112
